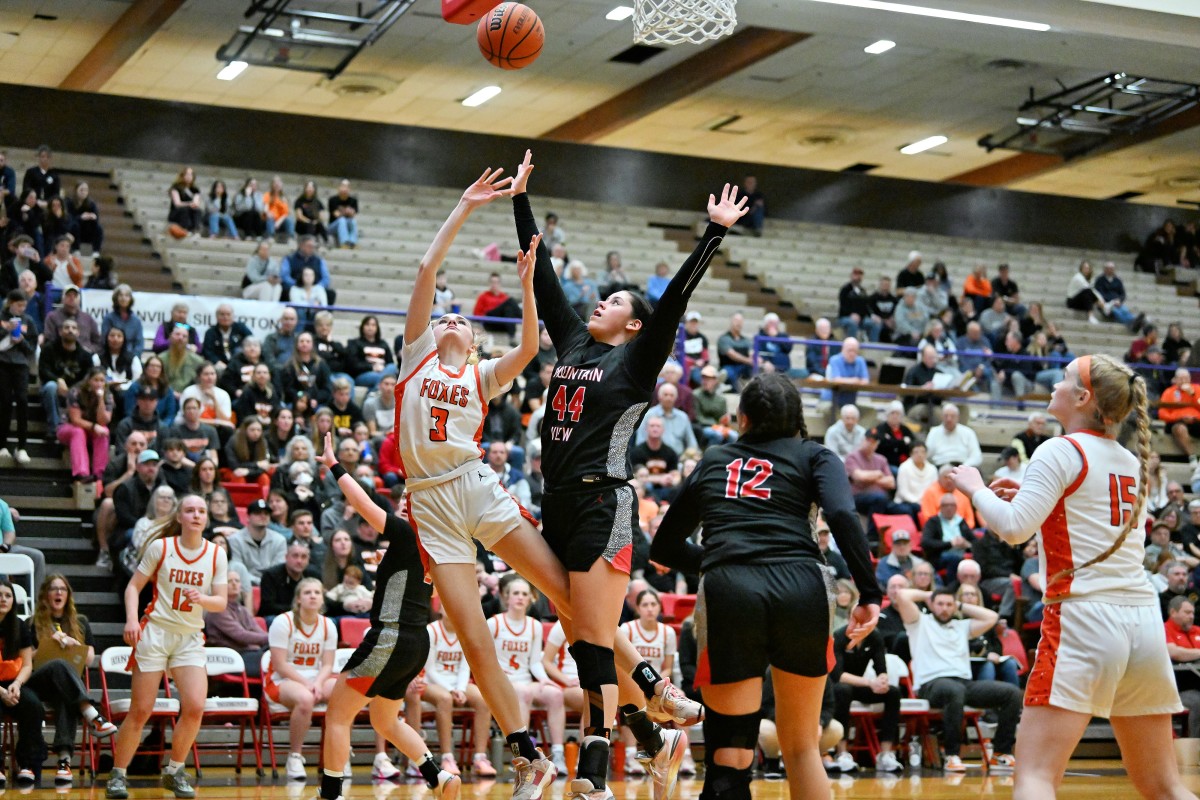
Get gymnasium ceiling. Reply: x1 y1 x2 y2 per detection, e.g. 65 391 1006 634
1 0 1199 209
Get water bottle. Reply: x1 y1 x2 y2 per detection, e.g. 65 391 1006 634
909 736 922 769
11 319 21 341
490 731 508 777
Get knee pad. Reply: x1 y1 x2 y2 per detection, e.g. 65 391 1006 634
568 641 618 689
698 764 752 800
702 708 761 763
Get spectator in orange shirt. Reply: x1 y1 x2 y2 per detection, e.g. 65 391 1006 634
262 176 296 242
919 465 977 528
1159 367 1200 466
962 263 993 315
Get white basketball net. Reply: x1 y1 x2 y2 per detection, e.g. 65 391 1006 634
634 0 737 45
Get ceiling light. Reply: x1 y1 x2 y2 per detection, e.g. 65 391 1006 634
462 85 502 107
807 0 1050 31
216 61 248 81
607 6 635 20
900 135 948 154
864 39 895 53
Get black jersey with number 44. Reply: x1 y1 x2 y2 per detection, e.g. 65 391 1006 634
513 193 726 489
650 436 883 608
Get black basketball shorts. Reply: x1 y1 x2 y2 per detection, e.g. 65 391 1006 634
343 624 430 701
540 483 638 574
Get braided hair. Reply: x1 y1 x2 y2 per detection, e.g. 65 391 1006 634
737 373 806 441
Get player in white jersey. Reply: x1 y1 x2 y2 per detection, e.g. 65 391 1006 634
489 577 565 764
266 578 338 781
951 354 1197 800
617 591 687 776
405 616 496 777
106 494 228 800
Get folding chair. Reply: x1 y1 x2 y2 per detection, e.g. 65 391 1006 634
872 515 920 556
259 649 353 777
194 647 261 777
338 618 370 648
98 647 179 767
0 554 37 617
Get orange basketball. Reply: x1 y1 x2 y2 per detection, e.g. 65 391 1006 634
476 2 544 70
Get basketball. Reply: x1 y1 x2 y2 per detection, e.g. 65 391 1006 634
476 2 544 70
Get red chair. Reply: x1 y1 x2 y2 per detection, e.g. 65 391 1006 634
252 585 261 615
672 595 696 621
339 617 371 647
194 647 262 777
98 647 180 768
255 617 268 632
997 626 1029 676
873 514 920 554
225 481 267 510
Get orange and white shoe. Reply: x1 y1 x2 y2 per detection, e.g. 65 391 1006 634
646 681 703 727
988 753 1016 773
942 755 966 773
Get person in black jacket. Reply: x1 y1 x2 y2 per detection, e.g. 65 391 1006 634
920 493 973 575
0 290 37 464
278 332 331 418
345 315 396 390
200 304 251 370
312 311 350 381
38 318 96 431
829 625 903 772
257 540 321 621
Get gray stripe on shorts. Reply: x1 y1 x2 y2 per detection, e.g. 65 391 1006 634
602 484 635 564
349 569 407 679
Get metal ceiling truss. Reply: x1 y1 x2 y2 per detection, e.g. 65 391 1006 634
980 72 1200 159
217 0 417 79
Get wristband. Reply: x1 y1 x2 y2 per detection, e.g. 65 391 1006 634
331 464 347 480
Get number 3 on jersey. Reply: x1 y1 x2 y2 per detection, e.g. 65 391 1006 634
552 386 585 423
429 406 449 442
725 458 774 499
1108 473 1136 526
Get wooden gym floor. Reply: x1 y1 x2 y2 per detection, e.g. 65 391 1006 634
41 764 1200 799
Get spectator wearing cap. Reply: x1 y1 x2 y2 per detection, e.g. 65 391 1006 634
873 400 914 474
805 318 841 377
110 449 164 570
681 311 709 385
692 365 736 447
875 528 928 585
113 384 168 450
823 404 865 461
837 267 881 342
44 284 102 352
921 493 973 576
1165 596 1200 738
991 447 1026 483
1159 367 1200 467
896 251 924 291
229 499 288 586
823 336 869 407
845 429 903 523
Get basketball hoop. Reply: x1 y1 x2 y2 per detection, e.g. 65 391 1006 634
633 0 737 45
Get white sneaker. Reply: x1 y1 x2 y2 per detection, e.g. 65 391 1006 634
372 753 399 780
95 550 113 571
647 680 704 726
0 448 11 466
875 751 903 773
679 749 696 776
834 752 858 773
13 449 29 466
440 753 460 777
344 758 352 777
645 729 687 800
286 752 307 781
436 770 461 800
551 750 567 776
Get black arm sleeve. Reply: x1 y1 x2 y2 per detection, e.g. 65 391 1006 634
869 630 887 676
649 470 704 574
512 193 588 353
811 446 883 607
626 222 727 388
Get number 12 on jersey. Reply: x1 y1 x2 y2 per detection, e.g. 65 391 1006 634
724 458 774 499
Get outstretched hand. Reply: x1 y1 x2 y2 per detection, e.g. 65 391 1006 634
319 432 337 468
512 149 535 195
845 603 880 651
708 183 750 228
517 232 542 289
462 167 514 209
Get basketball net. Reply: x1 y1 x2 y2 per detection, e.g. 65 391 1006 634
633 0 737 45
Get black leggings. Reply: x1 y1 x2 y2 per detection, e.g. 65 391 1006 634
1066 289 1096 311
832 682 901 744
0 679 46 771
27 659 91 756
0 362 29 451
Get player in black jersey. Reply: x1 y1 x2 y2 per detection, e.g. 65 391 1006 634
315 434 459 800
509 150 748 800
651 374 883 800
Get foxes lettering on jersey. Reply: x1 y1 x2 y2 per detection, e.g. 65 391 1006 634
139 537 228 634
268 611 338 685
425 621 469 692
620 620 676 675
394 326 509 482
489 614 541 684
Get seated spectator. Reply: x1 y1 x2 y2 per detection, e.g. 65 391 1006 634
120 484 178 577
956 584 1019 686
41 196 73 252
917 320 960 379
45 285 102 352
805 317 841 378
204 570 269 675
918 272 949 319
1161 561 1199 620
1128 324 1159 365
242 240 282 302
599 251 636 297
157 439 194 496
179 361 234 432
692 365 736 446
225 418 271 483
58 366 112 486
896 440 937 508
1065 259 1101 318
482 441 531 509
986 263 1021 318
562 262 599 321
896 251 924 290
1159 367 1200 466
100 284 144 358
259 539 322 619
39 317 96 431
1163 322 1191 365
1093 260 1146 331
231 177 268 239
325 565 372 616
837 266 880 341
162 326 205 394
125 355 178 424
542 211 566 250
830 623 904 773
265 408 298 461
14 270 45 335
169 397 219 464
629 417 680 502
482 394 523 456
310 312 349 385
190 457 222 502
279 332 333 419
320 528 373 595
823 403 865 461
845 430 903 521
362 373 396 442
892 288 930 347
264 307 300 366
346 315 397 389
955 321 995 393
44 235 81 290
873 401 913 472
151 302 200 353
288 265 328 320
739 175 765 235
636 383 697 455
230 499 289 586
646 260 671 306
717 312 754 387
961 263 993 316
991 330 1037 401
65 182 103 253
205 180 237 239
474 272 520 339
824 336 869 407
14 189 46 255
755 313 801 377
0 290 36 465
327 179 359 248
894 587 1021 772
328 379 364 439
924 404 981 468
875 529 927 585
202 304 252 370
1010 411 1050 463
293 181 328 245
280 236 331 300
977 295 1011 344
919 465 978 528
921 494 972 575
167 167 204 235
115 383 168 450
902 344 944 413
869 275 899 342
263 176 296 241
992 446 1026 484
1165 596 1200 740
287 509 326 565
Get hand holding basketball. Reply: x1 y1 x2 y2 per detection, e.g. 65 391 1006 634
845 602 880 651
516 232 541 288
462 167 514 209
512 149 535 195
708 183 750 227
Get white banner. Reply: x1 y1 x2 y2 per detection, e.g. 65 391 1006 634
80 290 284 350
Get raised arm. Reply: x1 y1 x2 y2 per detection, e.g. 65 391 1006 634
404 168 513 347
493 233 542 386
319 432 387 533
649 470 704 574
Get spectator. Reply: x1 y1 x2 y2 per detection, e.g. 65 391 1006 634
0 577 49 786
473 272 520 340
0 499 46 594
124 354 177 424
179 363 235 442
717 312 754 387
39 318 96 431
22 144 61 204
225 418 272 482
311 312 350 384
836 266 880 341
44 235 81 290
0 151 11 202
158 439 194 496
921 494 972 575
917 272 949 319
242 240 282 302
845 430 902 522
231 177 268 239
830 625 904 773
1146 452 1171 518
924 404 981 468
991 446 1026 483
636 383 697 455
327 179 359 248
868 275 900 343
1165 596 1200 739
919 466 978 528
917 320 960 380
956 584 1019 686
15 270 45 335
279 330 335 418
1094 261 1146 331
1128 324 1159 364
873 401 914 471
816 523 850 581
1164 323 1191 366
328 379 363 439
874 529 927 586
263 307 300 366
1160 562 1198 620
429 269 456 318
42 196 73 252
692 365 735 446
205 180 237 239
204 570 269 675
805 317 841 377
740 175 765 236
955 321 995 392
258 539 322 619
169 397 219 464
346 315 397 389
896 440 937 507
562 262 600 322
896 251 924 290
162 325 205 394
280 236 331 299
0 290 36 466
892 288 930 347
287 509 326 566
289 265 328 315
229 498 288 586
100 284 144 358
755 313 799 376
1159 367 1200 466
644 261 670 307
362 373 396 441
1065 259 1101 315
57 367 112 485
44 285 101 352
599 251 636 297
894 587 1021 772
263 176 296 241
991 264 1025 318
1010 411 1050 462
961 263 993 316
151 302 200 353
1017 539 1043 623
121 484 179 576
823 403 865 461
167 166 203 235
201 304 252 370
114 384 168 450
105 448 163 570
977 295 1011 344
902 344 943 413
485 441 531 509
482 395 523 455
629 417 680 501
992 330 1037 400
293 181 327 245
824 336 869 407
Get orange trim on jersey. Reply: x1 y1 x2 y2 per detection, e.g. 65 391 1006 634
125 618 151 674
437 621 458 648
395 349 439 480
473 363 488 459
293 612 323 640
632 620 661 645
501 613 529 638
1075 427 1116 441
1024 602 1062 707
1061 436 1089 498
438 361 468 380
1041 437 1086 601
210 542 220 577
141 540 169 623
173 537 210 565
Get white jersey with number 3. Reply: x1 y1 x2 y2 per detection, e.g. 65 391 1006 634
620 620 676 674
139 537 228 634
395 326 509 482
